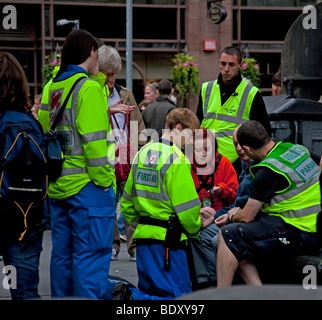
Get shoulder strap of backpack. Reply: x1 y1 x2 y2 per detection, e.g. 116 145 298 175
49 76 86 135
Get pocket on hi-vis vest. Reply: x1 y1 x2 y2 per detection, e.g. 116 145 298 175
136 168 158 187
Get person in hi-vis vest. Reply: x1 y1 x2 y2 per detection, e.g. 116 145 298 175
216 121 321 287
196 46 271 174
120 108 201 300
38 29 115 299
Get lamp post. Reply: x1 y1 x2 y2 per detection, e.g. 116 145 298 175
56 19 80 30
126 0 133 92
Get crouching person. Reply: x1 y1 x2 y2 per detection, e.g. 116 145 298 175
118 108 201 300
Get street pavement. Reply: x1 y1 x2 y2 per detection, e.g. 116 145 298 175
2 231 322 301
0 229 138 300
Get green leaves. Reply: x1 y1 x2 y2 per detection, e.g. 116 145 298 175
240 58 261 88
172 53 199 100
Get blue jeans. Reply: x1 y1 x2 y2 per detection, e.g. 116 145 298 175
190 223 219 284
50 182 115 299
2 229 43 300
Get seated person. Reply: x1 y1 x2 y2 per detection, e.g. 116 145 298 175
191 128 238 210
189 128 238 288
216 121 322 287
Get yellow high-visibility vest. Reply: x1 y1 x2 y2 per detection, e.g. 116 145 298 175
250 142 321 233
201 79 258 162
38 72 115 199
121 139 201 244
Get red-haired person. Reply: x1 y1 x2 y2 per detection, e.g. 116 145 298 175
189 127 238 288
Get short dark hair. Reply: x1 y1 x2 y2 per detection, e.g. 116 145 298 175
220 46 242 64
56 29 98 79
237 121 271 150
157 79 172 95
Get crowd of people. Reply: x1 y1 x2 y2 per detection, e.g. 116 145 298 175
0 28 320 300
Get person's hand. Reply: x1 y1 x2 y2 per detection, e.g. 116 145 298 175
212 185 221 197
199 207 216 228
200 206 216 217
214 213 229 227
227 207 240 222
110 99 136 114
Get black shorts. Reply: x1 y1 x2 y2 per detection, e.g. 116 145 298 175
221 215 319 262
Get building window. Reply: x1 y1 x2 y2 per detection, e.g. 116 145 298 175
232 0 309 93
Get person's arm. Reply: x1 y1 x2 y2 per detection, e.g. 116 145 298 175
220 166 283 225
167 153 201 238
109 99 136 114
77 83 112 188
228 198 263 223
249 91 272 136
214 156 239 205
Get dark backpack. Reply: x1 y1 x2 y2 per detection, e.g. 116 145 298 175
0 110 48 252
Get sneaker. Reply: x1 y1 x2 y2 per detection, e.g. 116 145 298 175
111 249 118 261
129 252 136 262
112 282 133 300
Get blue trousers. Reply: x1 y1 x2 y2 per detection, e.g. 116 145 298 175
49 182 115 299
130 243 192 300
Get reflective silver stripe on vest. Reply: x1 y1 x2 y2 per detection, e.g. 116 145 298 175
61 166 88 177
39 103 49 112
122 189 132 201
267 174 320 207
82 130 107 143
203 81 253 126
203 80 215 115
267 204 321 219
133 189 170 202
215 130 234 138
260 158 304 185
87 156 109 167
174 198 201 214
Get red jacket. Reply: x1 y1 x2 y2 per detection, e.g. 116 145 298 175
191 151 238 211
